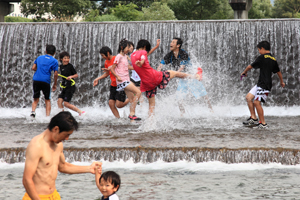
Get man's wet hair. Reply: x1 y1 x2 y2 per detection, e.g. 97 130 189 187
118 38 129 53
128 41 134 48
100 171 121 191
136 39 151 52
59 51 70 61
173 37 183 49
100 46 112 57
48 111 78 133
46 45 56 55
257 41 270 51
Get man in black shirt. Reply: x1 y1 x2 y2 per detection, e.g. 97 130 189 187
241 41 285 128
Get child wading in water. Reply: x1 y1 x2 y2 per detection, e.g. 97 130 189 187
57 51 85 116
241 41 285 128
93 46 129 118
130 39 201 117
110 39 141 121
95 168 121 200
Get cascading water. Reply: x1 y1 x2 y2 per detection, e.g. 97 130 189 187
1 19 299 108
1 20 300 199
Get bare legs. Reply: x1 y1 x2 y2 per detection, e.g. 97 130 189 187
57 98 82 115
246 93 266 124
31 98 51 116
246 93 257 120
124 83 141 117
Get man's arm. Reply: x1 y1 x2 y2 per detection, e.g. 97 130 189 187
58 151 102 174
277 71 285 88
148 39 160 56
22 142 43 200
32 64 37 71
93 71 109 87
241 65 253 76
52 71 58 92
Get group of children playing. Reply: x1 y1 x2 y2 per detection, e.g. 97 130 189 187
31 39 285 129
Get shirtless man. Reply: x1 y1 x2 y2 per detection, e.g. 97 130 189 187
22 111 102 200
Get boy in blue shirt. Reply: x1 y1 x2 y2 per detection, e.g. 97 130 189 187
31 45 58 117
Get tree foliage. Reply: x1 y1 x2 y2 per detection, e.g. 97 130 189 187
97 0 154 14
272 0 300 18
142 2 177 20
249 0 273 19
167 0 228 20
20 0 91 21
111 3 144 21
5 16 33 22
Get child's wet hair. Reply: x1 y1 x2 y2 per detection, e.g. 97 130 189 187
118 38 129 53
257 41 270 51
136 39 151 52
46 44 56 55
100 46 112 57
59 51 70 61
99 171 121 191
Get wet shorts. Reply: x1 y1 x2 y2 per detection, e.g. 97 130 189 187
22 189 61 200
58 86 76 102
145 71 170 98
130 78 141 87
176 79 207 99
33 80 51 100
110 85 126 102
249 85 269 103
117 81 130 91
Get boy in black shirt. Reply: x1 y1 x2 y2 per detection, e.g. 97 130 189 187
57 52 85 116
241 41 285 128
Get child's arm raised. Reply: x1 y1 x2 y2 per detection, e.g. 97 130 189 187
94 164 102 191
276 71 285 88
148 39 160 56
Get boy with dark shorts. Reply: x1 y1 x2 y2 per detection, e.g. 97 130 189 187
241 41 285 128
131 39 201 117
31 44 58 117
93 46 129 118
57 51 85 116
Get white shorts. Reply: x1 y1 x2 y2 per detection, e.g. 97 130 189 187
249 85 269 103
117 81 130 91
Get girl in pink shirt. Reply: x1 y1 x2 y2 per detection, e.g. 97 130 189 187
110 39 141 121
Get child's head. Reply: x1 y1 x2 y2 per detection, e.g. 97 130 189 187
59 51 70 65
99 171 121 198
128 41 134 53
100 46 112 60
46 45 56 56
257 41 270 53
136 39 151 52
118 39 129 54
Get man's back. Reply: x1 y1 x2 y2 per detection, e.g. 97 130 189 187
33 55 59 84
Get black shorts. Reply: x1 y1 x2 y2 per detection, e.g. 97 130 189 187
58 86 76 102
33 80 51 100
130 78 141 87
109 86 126 102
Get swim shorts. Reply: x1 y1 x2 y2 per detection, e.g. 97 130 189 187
176 79 207 99
145 71 170 98
22 189 61 200
33 80 51 100
116 81 130 91
58 86 76 102
249 85 269 103
109 86 126 102
130 78 141 87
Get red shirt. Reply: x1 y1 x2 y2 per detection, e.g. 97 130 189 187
130 50 163 92
105 56 117 87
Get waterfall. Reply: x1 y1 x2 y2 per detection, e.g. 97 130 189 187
1 147 300 165
0 19 299 108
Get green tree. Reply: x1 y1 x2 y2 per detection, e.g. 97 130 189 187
210 0 234 19
273 0 300 18
97 0 154 14
249 0 273 19
142 2 177 20
20 0 91 21
167 0 223 20
111 3 144 21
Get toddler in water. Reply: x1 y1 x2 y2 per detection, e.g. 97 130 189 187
95 168 121 200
